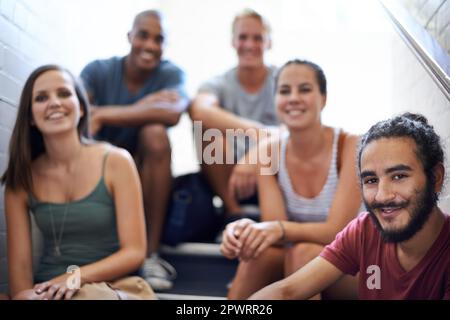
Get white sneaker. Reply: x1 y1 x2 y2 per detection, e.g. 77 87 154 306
142 255 177 291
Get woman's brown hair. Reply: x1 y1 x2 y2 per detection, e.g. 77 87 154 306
1 64 90 193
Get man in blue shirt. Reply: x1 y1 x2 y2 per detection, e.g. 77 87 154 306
81 10 188 291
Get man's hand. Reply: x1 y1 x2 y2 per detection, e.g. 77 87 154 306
136 90 180 109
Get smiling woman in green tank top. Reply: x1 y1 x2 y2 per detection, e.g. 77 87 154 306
1 65 153 300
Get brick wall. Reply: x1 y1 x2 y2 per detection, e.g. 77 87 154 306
0 0 69 294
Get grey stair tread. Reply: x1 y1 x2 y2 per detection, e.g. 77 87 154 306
160 243 223 257
159 242 237 297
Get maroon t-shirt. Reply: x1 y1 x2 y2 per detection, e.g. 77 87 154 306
320 212 450 300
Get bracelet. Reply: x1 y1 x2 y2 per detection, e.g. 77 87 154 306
277 220 286 242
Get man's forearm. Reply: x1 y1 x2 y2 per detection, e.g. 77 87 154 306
97 105 181 127
191 104 263 133
249 281 293 300
250 257 344 300
190 93 264 133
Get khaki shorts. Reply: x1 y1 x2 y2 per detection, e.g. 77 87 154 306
72 276 156 300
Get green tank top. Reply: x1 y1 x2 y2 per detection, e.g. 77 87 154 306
29 150 119 283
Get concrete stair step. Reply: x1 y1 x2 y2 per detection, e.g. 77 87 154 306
159 243 237 298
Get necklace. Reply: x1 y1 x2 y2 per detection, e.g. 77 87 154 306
48 202 70 257
46 146 82 257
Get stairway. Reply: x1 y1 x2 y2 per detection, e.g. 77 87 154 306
156 242 238 300
155 202 259 300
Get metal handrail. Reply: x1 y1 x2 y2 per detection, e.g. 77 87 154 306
380 0 450 101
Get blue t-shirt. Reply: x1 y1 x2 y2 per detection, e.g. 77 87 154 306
80 56 188 152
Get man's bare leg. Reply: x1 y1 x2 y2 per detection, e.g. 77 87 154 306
137 124 172 255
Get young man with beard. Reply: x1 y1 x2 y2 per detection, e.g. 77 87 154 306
80 10 188 291
249 113 449 300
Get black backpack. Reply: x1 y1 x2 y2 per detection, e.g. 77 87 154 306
162 173 224 246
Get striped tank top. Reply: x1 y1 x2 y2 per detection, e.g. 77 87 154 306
277 128 340 222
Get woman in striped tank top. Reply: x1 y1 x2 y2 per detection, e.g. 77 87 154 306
221 60 362 299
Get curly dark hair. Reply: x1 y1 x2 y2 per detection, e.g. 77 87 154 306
358 112 445 190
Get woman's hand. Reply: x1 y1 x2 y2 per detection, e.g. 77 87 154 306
238 221 284 261
220 218 256 259
12 289 46 300
33 280 79 300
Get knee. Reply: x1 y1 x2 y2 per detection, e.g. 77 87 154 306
139 125 171 160
285 242 323 272
228 248 284 299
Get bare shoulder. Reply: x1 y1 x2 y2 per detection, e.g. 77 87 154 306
338 131 361 171
341 131 360 152
4 185 28 219
86 142 130 161
5 185 27 202
84 143 135 179
258 135 282 159
103 145 135 170
94 144 136 193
